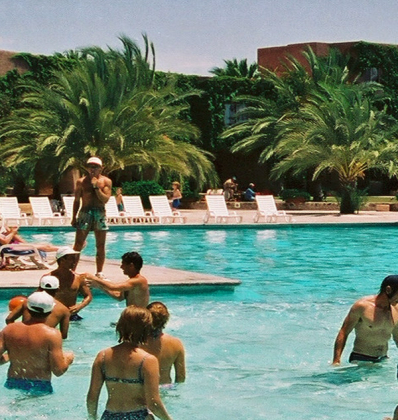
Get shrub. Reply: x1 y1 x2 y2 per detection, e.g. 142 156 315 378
335 187 368 214
121 181 165 209
279 189 312 202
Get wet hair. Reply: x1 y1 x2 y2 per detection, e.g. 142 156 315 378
116 306 152 347
379 275 398 296
147 301 170 332
121 252 143 272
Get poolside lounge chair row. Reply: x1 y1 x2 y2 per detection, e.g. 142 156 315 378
0 195 292 226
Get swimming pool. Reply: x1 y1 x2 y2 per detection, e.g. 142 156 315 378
1 226 398 419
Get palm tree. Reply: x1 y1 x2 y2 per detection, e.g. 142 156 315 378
210 58 260 79
272 84 398 213
0 37 216 192
221 46 387 202
0 35 218 193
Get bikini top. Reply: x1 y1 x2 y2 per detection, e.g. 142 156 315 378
101 352 147 384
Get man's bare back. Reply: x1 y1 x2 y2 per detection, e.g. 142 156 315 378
6 300 70 339
0 292 74 388
1 322 64 380
142 332 185 384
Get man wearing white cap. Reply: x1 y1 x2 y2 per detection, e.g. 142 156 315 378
71 156 112 277
6 275 71 339
0 291 74 394
50 247 92 321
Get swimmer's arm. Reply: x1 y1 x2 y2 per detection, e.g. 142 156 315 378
69 279 93 314
174 342 186 383
87 352 105 420
49 330 74 376
332 303 362 365
5 303 24 324
144 356 173 420
392 325 398 348
0 330 9 364
60 311 70 340
86 274 139 293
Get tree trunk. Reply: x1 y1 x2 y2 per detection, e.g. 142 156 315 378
339 183 358 214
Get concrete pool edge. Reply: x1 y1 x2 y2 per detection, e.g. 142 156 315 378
0 256 241 291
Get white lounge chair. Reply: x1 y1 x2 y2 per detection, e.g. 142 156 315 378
122 196 159 223
61 196 76 223
0 244 52 269
203 195 242 223
149 195 186 224
0 197 30 226
29 197 67 226
253 195 292 223
105 196 132 224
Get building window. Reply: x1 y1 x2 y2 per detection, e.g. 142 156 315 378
224 103 247 126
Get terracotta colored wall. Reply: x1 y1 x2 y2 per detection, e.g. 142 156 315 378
0 50 30 76
257 41 358 75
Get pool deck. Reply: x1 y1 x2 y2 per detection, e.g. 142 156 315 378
1 209 397 290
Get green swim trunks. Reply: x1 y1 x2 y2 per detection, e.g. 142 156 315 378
76 207 108 231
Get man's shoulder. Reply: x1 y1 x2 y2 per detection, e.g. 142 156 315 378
54 300 70 313
353 295 376 309
129 274 148 284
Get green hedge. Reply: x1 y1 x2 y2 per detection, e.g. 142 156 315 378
121 181 165 209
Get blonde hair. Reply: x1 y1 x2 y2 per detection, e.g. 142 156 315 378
116 306 153 347
172 181 180 189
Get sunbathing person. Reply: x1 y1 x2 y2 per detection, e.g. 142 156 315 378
140 302 186 384
0 224 59 252
0 224 59 268
6 275 70 339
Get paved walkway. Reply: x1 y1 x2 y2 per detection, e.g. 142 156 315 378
2 209 397 290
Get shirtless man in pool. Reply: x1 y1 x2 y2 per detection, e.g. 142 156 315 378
84 251 149 308
72 156 112 277
0 291 74 394
333 275 398 365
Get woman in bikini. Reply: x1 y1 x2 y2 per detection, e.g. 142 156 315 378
87 306 173 420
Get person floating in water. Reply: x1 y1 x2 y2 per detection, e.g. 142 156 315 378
333 275 398 365
84 251 149 308
0 291 74 395
141 301 186 384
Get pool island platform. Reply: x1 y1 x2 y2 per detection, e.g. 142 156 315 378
0 256 241 292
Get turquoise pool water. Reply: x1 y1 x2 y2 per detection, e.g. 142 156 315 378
1 226 398 419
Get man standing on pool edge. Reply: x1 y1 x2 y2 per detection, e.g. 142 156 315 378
72 157 112 277
332 275 398 365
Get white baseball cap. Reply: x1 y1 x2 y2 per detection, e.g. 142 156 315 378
56 246 80 261
87 157 102 166
39 275 59 290
27 291 55 314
